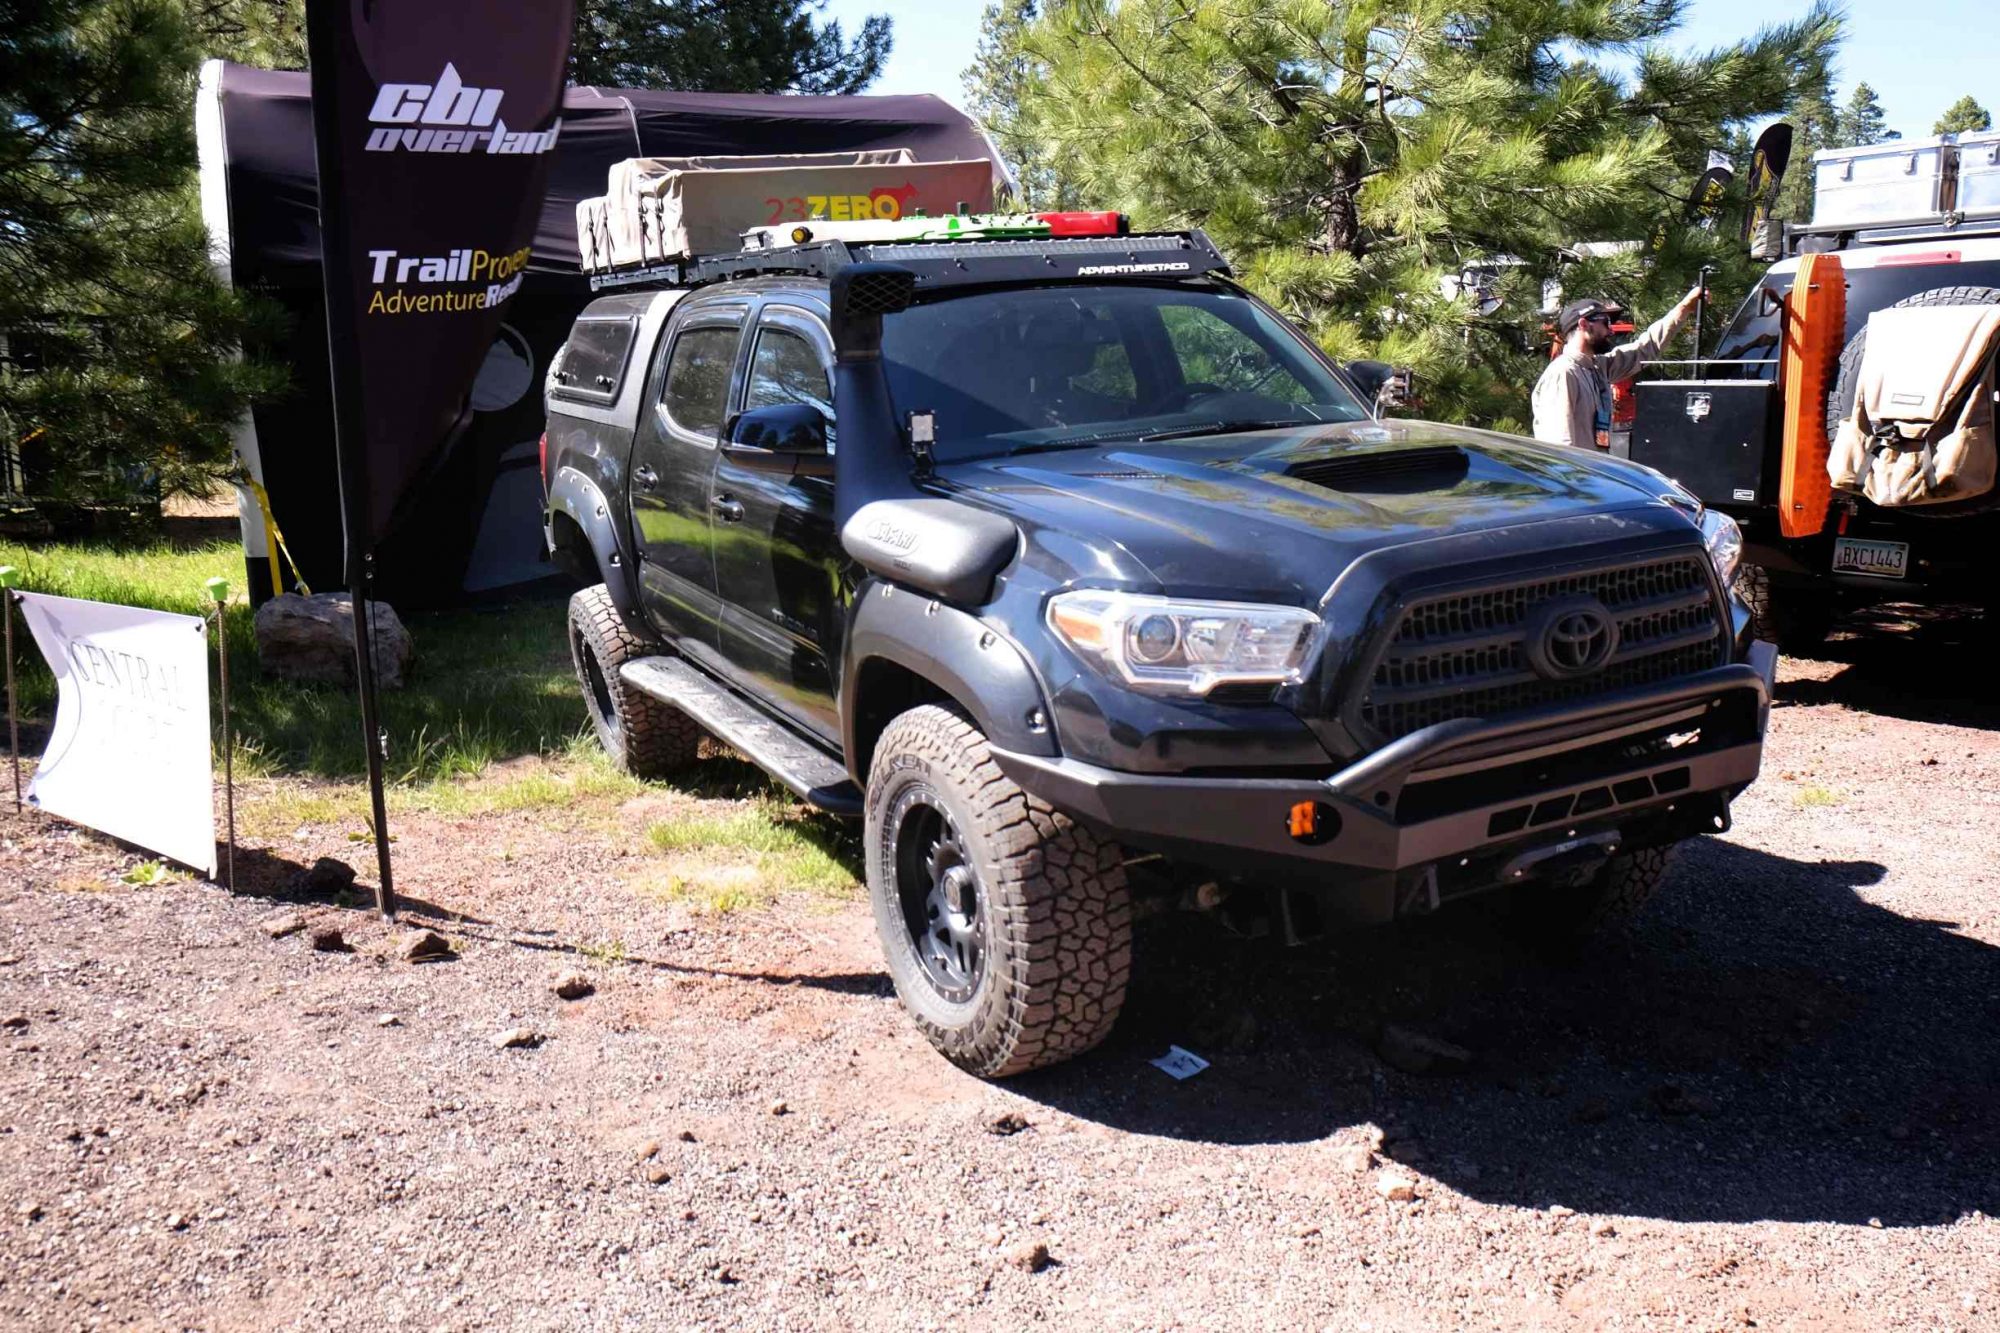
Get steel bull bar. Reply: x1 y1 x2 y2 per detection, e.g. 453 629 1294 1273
992 644 1777 896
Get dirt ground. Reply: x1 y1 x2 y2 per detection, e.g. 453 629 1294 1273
1 607 1996 1331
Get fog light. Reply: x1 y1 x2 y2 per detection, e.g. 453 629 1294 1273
1288 801 1340 846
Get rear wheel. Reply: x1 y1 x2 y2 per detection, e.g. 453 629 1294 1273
568 585 703 778
1734 562 1837 655
865 704 1132 1077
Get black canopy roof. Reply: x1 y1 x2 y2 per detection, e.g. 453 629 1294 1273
211 62 1004 287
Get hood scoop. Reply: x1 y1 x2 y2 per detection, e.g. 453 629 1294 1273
1284 445 1468 493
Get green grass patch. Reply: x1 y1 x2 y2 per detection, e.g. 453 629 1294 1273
243 747 647 838
119 859 185 886
2 537 590 784
1796 785 1844 808
642 798 859 912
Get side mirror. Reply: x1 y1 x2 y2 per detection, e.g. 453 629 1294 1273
1345 360 1414 413
1345 360 1393 401
723 403 833 478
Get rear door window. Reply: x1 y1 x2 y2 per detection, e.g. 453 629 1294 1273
552 317 636 404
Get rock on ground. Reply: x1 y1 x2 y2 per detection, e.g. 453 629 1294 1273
253 592 413 689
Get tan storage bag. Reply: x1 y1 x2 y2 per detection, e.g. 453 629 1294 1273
1829 304 2000 506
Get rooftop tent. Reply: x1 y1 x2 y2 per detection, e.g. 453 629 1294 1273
196 60 1005 607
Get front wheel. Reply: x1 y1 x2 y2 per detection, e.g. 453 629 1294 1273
1505 845 1677 941
865 704 1132 1077
1735 563 1837 656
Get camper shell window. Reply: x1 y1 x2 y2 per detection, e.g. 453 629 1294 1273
553 317 638 405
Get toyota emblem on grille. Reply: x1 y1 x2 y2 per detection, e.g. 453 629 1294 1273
1526 597 1618 679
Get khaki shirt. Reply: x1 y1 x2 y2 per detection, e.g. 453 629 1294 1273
1531 307 1689 449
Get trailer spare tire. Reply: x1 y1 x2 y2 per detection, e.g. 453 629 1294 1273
1828 284 2000 519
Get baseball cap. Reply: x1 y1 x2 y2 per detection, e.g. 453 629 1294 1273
1558 298 1623 336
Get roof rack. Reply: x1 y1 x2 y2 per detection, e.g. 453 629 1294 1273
1784 211 2000 257
588 228 1231 294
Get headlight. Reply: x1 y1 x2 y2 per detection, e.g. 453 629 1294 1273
1656 486 1742 587
1699 507 1743 585
1046 591 1319 695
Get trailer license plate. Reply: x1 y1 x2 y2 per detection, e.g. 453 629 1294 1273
1831 537 1909 579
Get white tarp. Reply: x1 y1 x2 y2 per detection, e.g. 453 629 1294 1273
19 592 215 876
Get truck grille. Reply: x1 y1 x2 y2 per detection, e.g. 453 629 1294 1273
1357 554 1725 742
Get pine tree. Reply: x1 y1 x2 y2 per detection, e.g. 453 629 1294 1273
184 0 308 68
2 0 279 507
1836 83 1898 146
1935 95 1992 136
1773 51 1837 224
570 0 891 93
964 1 1078 208
979 1 1840 424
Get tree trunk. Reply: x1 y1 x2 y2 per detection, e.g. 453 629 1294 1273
1319 156 1364 256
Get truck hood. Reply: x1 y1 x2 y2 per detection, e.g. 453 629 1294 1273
936 418 1690 603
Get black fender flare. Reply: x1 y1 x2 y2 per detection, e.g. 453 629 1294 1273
545 466 639 618
841 580 1058 780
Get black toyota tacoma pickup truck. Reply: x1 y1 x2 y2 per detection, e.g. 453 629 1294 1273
542 228 1775 1077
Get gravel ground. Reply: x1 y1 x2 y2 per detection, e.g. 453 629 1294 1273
1 608 1995 1331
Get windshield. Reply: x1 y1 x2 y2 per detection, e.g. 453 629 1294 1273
878 283 1369 463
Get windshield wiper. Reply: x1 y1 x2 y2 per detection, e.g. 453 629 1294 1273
1136 418 1316 443
1003 431 1147 456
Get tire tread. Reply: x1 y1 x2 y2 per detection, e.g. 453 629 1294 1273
867 704 1131 1078
568 585 703 778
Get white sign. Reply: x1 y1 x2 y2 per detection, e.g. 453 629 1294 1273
18 592 215 875
1150 1045 1211 1080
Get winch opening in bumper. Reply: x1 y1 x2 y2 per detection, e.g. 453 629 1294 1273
990 646 1775 910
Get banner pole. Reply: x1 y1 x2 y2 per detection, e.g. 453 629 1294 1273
205 578 235 892
351 563 397 921
0 567 19 811
303 0 398 922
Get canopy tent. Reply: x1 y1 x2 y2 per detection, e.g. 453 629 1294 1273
196 59 1007 606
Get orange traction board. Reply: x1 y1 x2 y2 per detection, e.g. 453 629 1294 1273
1779 252 1846 539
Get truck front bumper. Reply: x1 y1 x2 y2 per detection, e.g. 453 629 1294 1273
992 643 1776 916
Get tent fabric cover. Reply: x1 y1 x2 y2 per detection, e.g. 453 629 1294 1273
209 62 1002 607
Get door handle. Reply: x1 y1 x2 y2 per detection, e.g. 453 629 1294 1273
633 464 659 489
710 495 745 522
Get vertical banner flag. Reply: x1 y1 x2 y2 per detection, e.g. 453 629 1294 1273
305 0 575 914
19 594 215 876
304 0 577 559
1685 149 1736 229
1742 123 1796 258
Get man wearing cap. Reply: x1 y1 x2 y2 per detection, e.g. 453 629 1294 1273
1532 286 1706 449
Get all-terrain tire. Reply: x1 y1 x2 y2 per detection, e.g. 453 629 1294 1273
1506 845 1677 941
865 704 1132 1078
1829 284 2000 519
1734 562 1837 655
567 585 703 778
